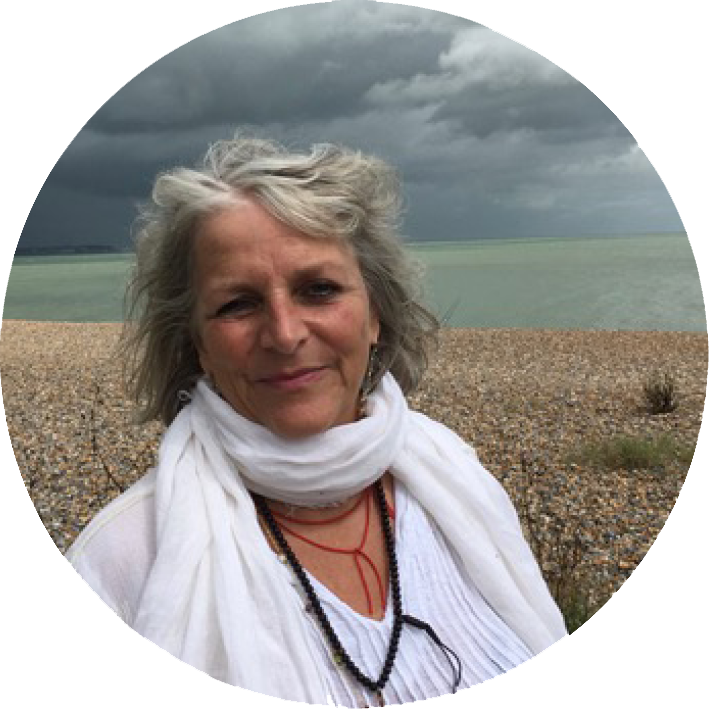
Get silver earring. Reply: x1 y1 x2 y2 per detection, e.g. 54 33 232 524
358 344 379 416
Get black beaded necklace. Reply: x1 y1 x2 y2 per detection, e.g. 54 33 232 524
255 480 401 704
254 479 462 705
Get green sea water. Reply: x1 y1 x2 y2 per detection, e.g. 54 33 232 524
3 233 705 331
3 253 130 323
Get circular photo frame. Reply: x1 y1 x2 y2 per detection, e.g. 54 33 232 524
2 2 706 707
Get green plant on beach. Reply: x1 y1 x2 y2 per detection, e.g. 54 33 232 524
642 370 679 414
516 455 599 633
570 433 694 473
542 523 599 633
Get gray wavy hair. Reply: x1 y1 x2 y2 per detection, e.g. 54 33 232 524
122 134 439 425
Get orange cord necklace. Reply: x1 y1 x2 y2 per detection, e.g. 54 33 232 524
270 486 395 616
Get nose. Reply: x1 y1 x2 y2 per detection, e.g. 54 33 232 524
259 294 308 354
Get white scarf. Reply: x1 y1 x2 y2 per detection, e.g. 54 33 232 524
133 374 566 703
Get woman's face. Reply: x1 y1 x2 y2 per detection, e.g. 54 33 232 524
193 199 380 439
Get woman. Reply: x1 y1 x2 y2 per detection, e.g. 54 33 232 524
67 134 566 706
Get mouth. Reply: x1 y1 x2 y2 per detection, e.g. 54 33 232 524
257 366 327 391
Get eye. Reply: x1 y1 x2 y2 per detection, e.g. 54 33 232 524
301 280 341 302
215 295 259 318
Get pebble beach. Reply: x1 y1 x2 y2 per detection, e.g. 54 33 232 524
1 320 706 616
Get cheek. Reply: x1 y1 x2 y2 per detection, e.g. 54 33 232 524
336 309 377 364
198 325 250 374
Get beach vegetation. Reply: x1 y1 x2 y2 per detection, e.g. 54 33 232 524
642 370 679 414
541 526 599 633
570 433 694 472
557 584 599 634
516 455 600 633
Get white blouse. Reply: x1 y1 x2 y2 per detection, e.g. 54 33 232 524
68 475 533 706
301 482 533 706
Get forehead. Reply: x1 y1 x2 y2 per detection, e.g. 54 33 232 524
193 201 361 283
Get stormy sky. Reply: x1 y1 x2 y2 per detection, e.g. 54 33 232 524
19 1 682 251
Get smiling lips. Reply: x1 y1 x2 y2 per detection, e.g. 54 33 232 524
257 366 327 391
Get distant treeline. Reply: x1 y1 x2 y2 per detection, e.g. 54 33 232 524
15 244 128 256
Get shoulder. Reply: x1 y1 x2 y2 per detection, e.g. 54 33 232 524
66 470 157 621
67 469 157 561
406 410 513 506
407 410 481 462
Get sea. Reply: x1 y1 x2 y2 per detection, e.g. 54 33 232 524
3 233 705 331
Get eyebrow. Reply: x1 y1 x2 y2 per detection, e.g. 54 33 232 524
207 260 350 295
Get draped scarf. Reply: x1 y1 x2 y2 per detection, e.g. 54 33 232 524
133 373 566 703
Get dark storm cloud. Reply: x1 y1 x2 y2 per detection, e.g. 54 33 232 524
50 3 468 200
437 82 631 143
48 125 223 197
19 1 681 250
87 4 466 134
22 184 135 248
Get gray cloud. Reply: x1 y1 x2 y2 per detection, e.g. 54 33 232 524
87 4 465 134
19 1 681 250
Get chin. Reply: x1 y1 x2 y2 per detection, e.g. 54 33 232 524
264 407 356 440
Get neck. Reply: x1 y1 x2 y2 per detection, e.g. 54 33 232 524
264 491 364 521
